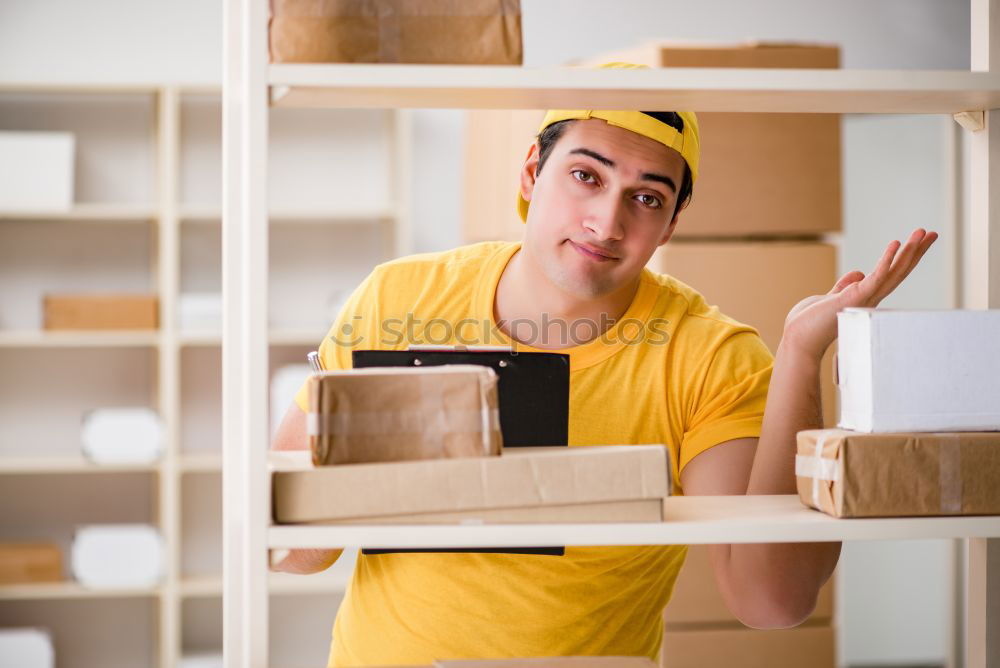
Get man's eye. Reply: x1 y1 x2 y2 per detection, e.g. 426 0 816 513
571 170 595 184
637 194 662 209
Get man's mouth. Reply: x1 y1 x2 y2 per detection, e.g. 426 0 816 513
568 240 618 262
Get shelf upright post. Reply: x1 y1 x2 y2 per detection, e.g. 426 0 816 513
222 0 271 665
156 85 182 668
389 109 414 259
967 2 1000 667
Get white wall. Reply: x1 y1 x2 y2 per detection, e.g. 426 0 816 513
0 1 972 665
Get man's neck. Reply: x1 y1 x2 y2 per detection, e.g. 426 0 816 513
493 246 640 350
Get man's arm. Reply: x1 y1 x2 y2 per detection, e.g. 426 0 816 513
269 403 343 574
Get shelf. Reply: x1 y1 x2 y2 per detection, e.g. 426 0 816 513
0 581 161 600
180 452 221 473
269 495 1000 549
0 203 158 222
180 205 395 223
269 65 1000 113
0 455 159 474
179 329 324 347
0 330 160 348
179 572 348 598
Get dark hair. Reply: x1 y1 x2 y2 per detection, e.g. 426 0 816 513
534 112 694 216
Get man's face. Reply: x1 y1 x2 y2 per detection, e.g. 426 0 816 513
519 118 687 301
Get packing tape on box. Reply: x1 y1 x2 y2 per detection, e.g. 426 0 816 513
939 434 963 514
793 431 838 509
307 408 501 439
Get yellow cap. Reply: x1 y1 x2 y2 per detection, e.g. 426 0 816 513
517 62 700 223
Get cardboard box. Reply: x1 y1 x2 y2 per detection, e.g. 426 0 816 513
836 308 1000 432
796 428 1000 517
0 131 74 212
660 624 835 668
307 366 502 466
0 628 55 668
0 543 62 585
272 445 670 524
664 545 833 625
649 241 838 427
439 659 656 668
71 524 163 588
269 0 522 65
43 294 159 330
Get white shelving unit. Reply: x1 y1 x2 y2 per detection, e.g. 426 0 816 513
0 80 410 667
224 1 1000 668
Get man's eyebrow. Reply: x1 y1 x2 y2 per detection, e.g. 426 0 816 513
568 147 677 194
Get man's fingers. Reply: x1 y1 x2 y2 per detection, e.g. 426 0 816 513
829 270 865 295
872 229 938 303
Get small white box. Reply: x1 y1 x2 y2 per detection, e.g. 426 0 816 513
71 524 163 589
178 292 222 332
0 628 54 668
81 408 164 464
837 308 1000 432
179 653 223 668
0 131 75 211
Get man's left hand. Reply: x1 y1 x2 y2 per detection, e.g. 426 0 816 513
780 228 939 360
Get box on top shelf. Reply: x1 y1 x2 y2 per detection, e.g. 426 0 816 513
579 41 842 238
796 428 1000 518
269 0 523 65
661 624 835 668
0 131 74 212
272 445 671 525
43 294 159 330
0 543 63 585
307 365 502 465
836 308 1000 433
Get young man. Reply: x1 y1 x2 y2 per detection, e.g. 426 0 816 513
271 68 938 666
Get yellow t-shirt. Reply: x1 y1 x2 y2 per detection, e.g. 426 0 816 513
293 241 774 666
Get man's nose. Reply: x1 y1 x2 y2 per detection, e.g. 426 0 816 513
583 191 626 242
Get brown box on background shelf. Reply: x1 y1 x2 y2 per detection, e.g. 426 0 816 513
665 545 834 625
0 542 63 585
307 365 502 465
796 429 1000 518
269 0 522 65
660 624 835 668
272 445 670 524
43 294 159 330
648 241 838 427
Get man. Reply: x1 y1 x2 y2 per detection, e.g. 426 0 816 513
271 64 938 666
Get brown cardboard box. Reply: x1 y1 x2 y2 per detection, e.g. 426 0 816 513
0 543 63 584
660 624 835 668
440 658 656 668
664 545 833 625
272 445 670 524
308 365 502 465
649 241 838 427
269 0 522 64
43 294 159 330
579 41 841 238
797 429 1000 518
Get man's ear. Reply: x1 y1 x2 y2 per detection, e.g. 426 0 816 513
519 141 541 206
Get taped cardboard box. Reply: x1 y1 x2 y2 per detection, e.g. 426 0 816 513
796 429 1000 518
272 445 670 524
664 545 833 625
836 308 1000 432
43 294 158 330
660 624 835 668
0 543 62 585
269 0 522 64
308 365 502 465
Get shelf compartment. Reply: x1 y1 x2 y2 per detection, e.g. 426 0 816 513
270 65 1000 113
269 495 1000 549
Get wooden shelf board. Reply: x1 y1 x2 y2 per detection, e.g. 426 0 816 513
0 581 161 600
0 330 160 348
269 495 1000 549
270 65 1000 113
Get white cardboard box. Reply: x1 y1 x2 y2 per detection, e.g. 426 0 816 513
71 524 163 588
80 407 164 464
0 628 55 668
837 308 1000 432
0 131 75 211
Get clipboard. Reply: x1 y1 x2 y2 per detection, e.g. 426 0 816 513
351 346 569 447
350 345 570 557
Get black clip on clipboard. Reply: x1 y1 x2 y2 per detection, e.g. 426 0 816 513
351 345 570 557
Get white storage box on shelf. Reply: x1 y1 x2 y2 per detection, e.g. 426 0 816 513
0 628 55 668
80 408 165 465
179 652 224 668
178 292 223 332
836 308 1000 433
70 524 164 589
0 131 75 211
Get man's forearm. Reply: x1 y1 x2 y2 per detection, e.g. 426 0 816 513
722 340 841 628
